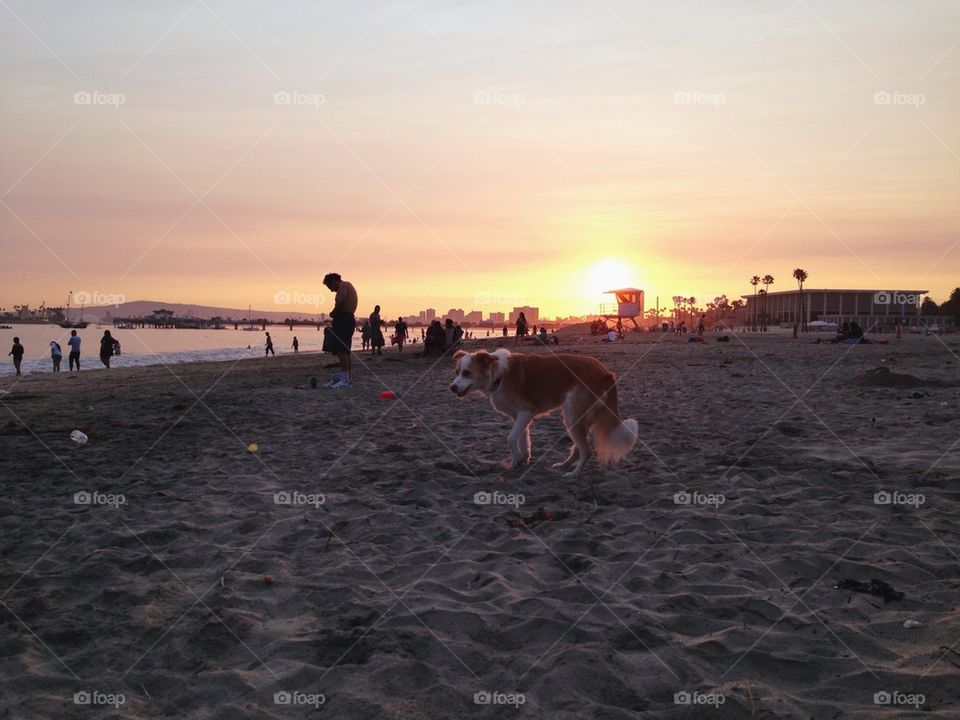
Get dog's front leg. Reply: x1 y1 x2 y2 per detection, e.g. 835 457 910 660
507 411 533 467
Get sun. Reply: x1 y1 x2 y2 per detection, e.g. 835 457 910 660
585 259 634 299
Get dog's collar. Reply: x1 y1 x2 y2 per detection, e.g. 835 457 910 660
490 376 502 392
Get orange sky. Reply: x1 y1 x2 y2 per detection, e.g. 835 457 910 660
2 1 957 318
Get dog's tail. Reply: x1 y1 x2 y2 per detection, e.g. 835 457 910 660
593 374 638 465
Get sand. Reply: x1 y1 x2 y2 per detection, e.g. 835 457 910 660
1 329 958 718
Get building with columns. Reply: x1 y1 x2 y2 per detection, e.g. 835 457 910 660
738 288 943 330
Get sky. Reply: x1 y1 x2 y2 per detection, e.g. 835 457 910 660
1 0 958 319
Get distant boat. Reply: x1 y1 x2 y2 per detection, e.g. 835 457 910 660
59 291 89 328
115 321 135 330
242 305 260 331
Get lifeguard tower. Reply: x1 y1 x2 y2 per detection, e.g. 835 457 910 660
592 288 644 334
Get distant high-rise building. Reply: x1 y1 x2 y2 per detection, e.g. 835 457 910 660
464 310 482 323
488 311 505 324
424 308 436 323
509 306 539 326
446 308 465 322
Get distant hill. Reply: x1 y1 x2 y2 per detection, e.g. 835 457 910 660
63 300 326 323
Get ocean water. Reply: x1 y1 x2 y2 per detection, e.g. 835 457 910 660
0 325 378 376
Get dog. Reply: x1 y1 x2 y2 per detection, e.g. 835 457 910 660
449 348 638 476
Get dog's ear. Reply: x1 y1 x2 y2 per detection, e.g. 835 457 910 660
453 350 467 362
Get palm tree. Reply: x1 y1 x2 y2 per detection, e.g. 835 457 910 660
761 274 774 330
749 276 761 331
688 296 697 326
793 268 808 331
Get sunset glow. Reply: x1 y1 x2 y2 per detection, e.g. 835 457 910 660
1 1 958 319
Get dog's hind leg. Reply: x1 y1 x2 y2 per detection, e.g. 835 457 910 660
508 411 533 467
564 419 591 477
557 393 591 477
552 396 580 471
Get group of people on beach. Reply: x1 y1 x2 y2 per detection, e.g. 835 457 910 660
7 329 119 376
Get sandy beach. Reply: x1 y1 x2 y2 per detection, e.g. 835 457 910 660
1 330 958 718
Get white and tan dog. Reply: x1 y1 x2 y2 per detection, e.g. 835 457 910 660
449 348 638 476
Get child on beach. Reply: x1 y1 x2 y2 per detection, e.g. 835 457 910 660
50 341 63 371
9 337 24 376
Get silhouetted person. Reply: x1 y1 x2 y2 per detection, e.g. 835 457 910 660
50 340 63 372
292 336 299 353
99 330 119 368
322 272 358 387
369 304 385 355
68 330 81 371
9 337 24 376
265 332 275 356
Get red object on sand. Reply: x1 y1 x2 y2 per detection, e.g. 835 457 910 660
379 390 396 399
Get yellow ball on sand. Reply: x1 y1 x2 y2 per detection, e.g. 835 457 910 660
247 443 259 453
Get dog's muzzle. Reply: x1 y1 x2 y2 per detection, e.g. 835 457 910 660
450 383 471 397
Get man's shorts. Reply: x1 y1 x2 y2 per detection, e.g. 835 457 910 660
324 313 355 354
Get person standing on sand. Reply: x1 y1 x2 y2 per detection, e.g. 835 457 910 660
697 314 705 337
322 272 357 388
265 332 275 356
9 337 24 376
515 312 528 344
50 341 63 372
99 330 119 368
369 305 385 355
292 336 299 353
68 330 81 371
394 317 407 351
